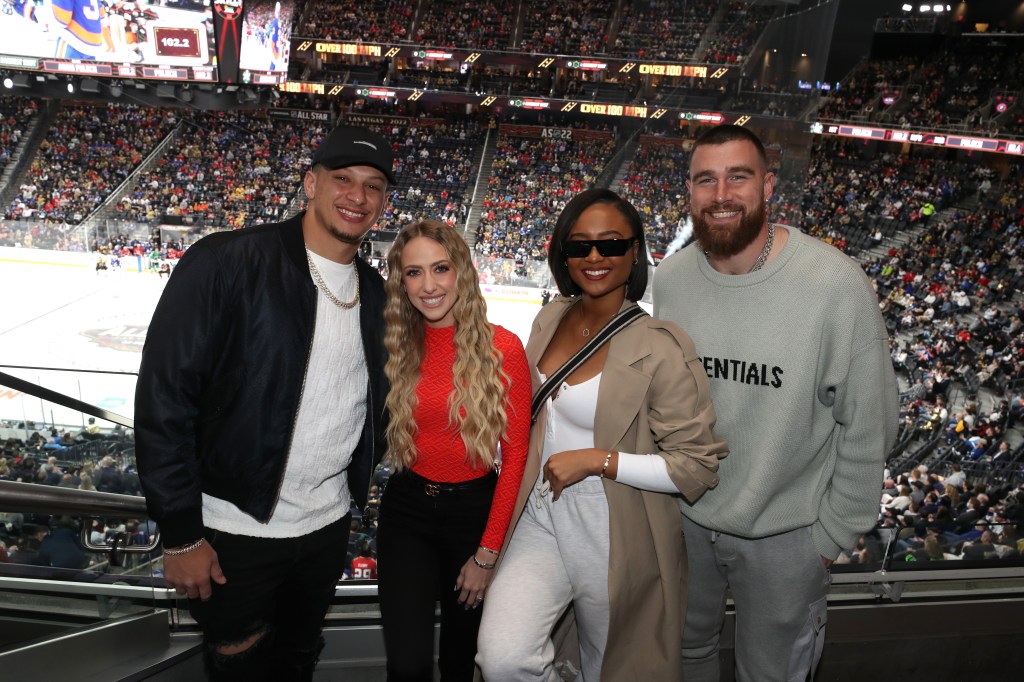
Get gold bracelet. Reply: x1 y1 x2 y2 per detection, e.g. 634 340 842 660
600 450 614 478
163 538 205 556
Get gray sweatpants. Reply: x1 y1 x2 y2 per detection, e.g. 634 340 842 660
681 516 831 682
477 474 611 681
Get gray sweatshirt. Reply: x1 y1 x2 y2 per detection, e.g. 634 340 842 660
653 227 898 559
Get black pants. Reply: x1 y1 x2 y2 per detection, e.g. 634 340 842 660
188 515 350 682
377 470 496 681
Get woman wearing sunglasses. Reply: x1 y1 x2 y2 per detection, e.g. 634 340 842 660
477 188 728 680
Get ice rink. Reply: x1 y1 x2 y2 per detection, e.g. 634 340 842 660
0 259 541 425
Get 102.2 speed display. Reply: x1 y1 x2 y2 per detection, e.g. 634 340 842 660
153 27 203 59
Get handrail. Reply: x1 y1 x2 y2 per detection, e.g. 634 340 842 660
1 567 1020 603
0 480 160 554
0 474 1021 604
0 369 134 429
0 575 382 600
0 480 147 518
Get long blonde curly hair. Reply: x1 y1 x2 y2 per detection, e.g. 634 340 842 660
383 220 511 471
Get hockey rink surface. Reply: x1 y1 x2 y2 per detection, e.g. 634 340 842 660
0 257 540 426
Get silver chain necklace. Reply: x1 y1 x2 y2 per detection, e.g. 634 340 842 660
703 222 775 274
749 222 776 273
306 249 360 309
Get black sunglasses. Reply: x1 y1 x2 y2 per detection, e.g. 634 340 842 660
562 238 636 259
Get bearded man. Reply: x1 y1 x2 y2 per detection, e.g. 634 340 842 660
654 125 898 681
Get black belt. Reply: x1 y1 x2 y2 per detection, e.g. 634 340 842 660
400 469 497 497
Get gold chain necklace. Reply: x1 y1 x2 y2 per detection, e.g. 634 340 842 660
578 301 614 338
305 249 360 309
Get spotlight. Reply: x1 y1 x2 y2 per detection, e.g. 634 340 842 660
109 83 123 98
919 4 930 11
932 4 943 11
901 3 912 11
2 77 12 89
67 80 75 94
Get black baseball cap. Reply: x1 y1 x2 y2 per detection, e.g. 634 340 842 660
310 125 396 184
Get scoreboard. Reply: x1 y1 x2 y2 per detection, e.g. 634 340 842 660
0 0 218 83
812 122 1023 156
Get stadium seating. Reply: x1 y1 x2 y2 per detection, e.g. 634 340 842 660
612 0 716 61
474 130 614 261
5 103 176 224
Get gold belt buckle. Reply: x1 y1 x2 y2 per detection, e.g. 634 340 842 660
424 483 440 497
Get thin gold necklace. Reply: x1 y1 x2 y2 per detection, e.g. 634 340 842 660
306 249 360 309
578 301 614 338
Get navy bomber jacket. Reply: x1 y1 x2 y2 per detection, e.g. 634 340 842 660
134 213 388 547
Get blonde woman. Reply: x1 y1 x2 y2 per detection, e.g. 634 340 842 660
377 220 531 681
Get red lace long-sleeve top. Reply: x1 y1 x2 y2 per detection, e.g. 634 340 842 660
410 324 531 551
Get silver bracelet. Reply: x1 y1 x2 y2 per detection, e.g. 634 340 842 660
472 555 496 570
163 538 205 556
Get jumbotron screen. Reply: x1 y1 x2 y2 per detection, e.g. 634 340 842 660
0 0 217 82
237 0 294 85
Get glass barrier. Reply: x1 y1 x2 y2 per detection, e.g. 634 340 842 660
0 217 214 253
1 339 1021 624
0 374 160 650
0 368 151 569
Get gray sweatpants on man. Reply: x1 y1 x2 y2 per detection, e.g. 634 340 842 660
681 516 831 682
477 474 611 681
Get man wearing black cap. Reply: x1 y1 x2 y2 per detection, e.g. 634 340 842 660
135 125 394 680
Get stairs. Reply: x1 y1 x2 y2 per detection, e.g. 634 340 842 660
606 134 641 193
0 99 61 213
461 126 498 248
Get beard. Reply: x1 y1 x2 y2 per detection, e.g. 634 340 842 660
692 200 766 258
327 222 367 245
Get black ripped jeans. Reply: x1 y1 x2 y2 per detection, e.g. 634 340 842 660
187 514 350 682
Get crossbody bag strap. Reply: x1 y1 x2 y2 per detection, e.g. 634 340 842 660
531 304 648 422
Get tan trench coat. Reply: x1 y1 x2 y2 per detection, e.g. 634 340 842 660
494 297 728 681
